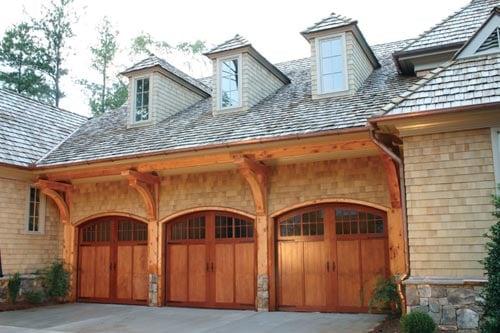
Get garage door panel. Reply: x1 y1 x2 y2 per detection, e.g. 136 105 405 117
188 244 208 303
168 244 188 302
133 245 148 301
337 240 361 308
94 246 111 298
79 246 95 298
235 243 255 305
303 241 327 307
279 241 304 307
116 245 132 300
361 239 387 307
215 243 234 304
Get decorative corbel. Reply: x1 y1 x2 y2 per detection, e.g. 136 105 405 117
121 170 160 221
378 151 402 209
35 179 73 224
234 155 269 215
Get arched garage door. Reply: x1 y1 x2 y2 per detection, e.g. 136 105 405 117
276 204 388 312
78 217 148 304
166 211 255 309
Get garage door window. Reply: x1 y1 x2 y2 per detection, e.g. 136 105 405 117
215 215 254 239
82 220 111 242
118 220 148 241
171 216 206 240
279 209 324 238
335 209 384 235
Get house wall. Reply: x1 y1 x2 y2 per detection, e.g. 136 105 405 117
0 176 62 274
404 128 497 278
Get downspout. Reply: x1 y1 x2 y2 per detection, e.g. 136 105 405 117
367 122 410 314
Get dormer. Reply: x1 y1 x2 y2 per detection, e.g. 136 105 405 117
204 34 290 115
301 13 380 99
455 7 500 59
121 55 211 126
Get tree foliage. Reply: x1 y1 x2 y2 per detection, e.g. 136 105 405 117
35 0 76 106
0 23 51 101
80 17 126 116
480 192 500 332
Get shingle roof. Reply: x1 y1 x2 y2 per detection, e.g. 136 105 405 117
399 0 500 53
204 34 250 55
122 54 211 95
0 89 87 167
301 12 356 35
37 40 418 166
382 53 500 116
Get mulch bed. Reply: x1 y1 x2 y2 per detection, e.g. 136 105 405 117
0 300 63 312
371 316 401 333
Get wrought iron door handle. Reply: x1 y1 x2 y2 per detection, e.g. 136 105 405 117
326 262 329 272
206 262 209 272
331 261 336 271
211 262 214 272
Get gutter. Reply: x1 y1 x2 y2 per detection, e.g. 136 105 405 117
367 122 410 314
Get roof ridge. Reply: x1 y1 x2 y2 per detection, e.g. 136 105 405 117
0 88 88 121
380 60 457 114
398 0 474 53
301 12 355 34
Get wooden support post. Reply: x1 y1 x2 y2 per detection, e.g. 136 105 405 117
122 170 161 306
234 156 270 311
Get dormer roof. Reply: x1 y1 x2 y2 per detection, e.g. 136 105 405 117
121 54 211 97
204 34 290 85
301 12 356 35
204 34 250 55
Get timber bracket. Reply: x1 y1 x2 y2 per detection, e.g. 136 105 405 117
234 155 269 215
378 150 402 209
35 179 73 224
122 170 160 221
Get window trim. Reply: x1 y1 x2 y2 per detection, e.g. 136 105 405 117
492 127 500 192
131 75 152 124
217 54 243 110
315 33 349 95
24 185 46 234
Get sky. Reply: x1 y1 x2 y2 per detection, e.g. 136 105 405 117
0 0 470 116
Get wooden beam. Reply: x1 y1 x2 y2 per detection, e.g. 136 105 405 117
122 170 159 221
234 156 268 215
34 179 72 224
43 139 376 181
121 169 160 185
378 151 401 209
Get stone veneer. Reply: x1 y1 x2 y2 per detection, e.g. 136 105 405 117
0 274 44 303
405 279 486 332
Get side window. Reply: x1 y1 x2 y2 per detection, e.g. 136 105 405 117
134 77 150 122
26 186 45 233
318 35 346 94
492 128 500 189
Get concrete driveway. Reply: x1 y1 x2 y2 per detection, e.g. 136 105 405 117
0 303 385 333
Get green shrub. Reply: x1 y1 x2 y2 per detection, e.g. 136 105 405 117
400 311 436 333
369 276 401 314
24 290 45 304
7 273 21 304
480 193 500 333
41 261 70 300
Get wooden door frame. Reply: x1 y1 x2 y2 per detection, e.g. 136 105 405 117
163 210 257 310
271 202 390 313
76 215 149 305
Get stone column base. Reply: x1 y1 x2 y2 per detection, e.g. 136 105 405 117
256 274 269 311
148 273 158 306
404 277 486 332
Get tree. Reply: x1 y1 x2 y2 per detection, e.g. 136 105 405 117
130 32 171 57
35 0 76 107
80 18 127 116
0 23 51 101
481 191 500 332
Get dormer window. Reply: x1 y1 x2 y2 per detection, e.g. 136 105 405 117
317 34 347 94
134 77 150 122
219 56 241 109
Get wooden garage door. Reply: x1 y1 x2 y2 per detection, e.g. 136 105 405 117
277 205 388 312
166 211 255 309
78 217 148 304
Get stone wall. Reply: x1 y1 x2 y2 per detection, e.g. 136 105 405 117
0 274 44 303
405 280 484 332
